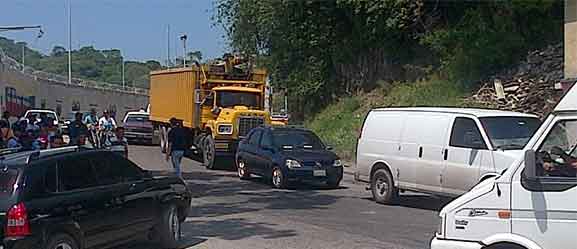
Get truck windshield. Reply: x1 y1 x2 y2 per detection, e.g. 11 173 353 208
480 117 541 150
216 91 260 109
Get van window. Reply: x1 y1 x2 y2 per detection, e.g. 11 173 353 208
450 118 487 150
536 120 577 178
480 117 540 150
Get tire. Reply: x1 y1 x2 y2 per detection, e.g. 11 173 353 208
237 158 251 180
152 204 181 249
271 167 287 189
371 168 398 204
45 233 79 249
326 179 340 189
202 136 216 170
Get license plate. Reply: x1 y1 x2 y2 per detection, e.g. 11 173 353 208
313 170 326 176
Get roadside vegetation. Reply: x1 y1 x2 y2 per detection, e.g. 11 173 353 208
307 79 468 160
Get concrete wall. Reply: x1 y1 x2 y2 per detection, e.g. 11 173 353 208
566 0 577 79
0 58 148 122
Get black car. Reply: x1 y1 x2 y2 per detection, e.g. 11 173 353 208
0 147 191 249
236 127 343 189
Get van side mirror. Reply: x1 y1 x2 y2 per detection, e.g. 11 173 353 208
326 146 333 151
523 149 537 180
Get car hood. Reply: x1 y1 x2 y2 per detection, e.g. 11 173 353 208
280 149 338 162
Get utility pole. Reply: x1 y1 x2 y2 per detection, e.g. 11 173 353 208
121 57 125 88
21 43 25 71
67 0 72 84
180 34 187 68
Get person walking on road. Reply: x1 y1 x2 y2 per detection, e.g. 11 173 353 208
166 118 187 178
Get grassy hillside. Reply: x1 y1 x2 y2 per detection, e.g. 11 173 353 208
306 80 468 161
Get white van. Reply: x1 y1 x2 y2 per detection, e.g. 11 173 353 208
430 87 577 249
355 108 541 203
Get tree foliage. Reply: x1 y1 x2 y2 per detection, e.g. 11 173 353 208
0 37 162 88
214 0 563 120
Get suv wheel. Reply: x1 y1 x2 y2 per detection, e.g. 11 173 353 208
45 233 78 249
152 204 181 249
237 159 251 180
371 168 398 204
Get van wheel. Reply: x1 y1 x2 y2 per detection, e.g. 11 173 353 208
45 233 79 249
202 136 216 170
151 204 181 249
237 159 251 180
371 169 398 204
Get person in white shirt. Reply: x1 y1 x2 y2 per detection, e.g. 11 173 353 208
98 110 117 131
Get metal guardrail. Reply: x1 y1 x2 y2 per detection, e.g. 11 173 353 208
0 47 149 96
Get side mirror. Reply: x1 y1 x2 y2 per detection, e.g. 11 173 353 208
523 149 537 180
326 146 333 151
211 107 221 115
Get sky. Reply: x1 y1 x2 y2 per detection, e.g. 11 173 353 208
0 0 228 62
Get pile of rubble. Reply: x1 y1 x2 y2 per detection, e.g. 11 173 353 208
469 43 564 117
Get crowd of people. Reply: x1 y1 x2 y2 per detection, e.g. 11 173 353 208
0 109 128 158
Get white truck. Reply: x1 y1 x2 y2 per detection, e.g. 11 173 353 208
431 85 577 249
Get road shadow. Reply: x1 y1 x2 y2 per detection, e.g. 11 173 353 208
117 237 206 249
182 217 298 241
361 194 452 212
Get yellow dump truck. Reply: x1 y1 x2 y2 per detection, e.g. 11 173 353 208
149 56 278 169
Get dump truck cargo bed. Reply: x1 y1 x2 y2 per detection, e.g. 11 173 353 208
149 68 199 128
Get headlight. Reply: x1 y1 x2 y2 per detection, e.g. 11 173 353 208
217 124 233 135
285 159 301 169
333 159 343 167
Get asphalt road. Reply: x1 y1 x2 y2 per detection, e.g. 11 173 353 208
125 145 447 249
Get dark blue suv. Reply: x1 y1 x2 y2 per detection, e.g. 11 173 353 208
236 127 343 189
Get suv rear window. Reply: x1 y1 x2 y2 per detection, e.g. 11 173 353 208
0 169 19 197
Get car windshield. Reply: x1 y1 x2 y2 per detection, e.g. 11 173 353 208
28 112 57 121
273 131 325 150
125 114 149 122
480 117 541 150
216 91 260 109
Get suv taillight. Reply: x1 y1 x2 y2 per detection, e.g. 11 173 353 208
6 203 30 237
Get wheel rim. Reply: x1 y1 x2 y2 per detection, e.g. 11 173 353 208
54 242 73 249
238 160 246 177
169 208 181 241
375 176 389 197
273 169 282 187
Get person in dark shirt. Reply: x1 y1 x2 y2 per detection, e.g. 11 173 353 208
68 112 88 145
166 118 187 178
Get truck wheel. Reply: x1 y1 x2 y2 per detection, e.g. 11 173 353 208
371 168 398 204
203 136 216 170
151 204 181 249
45 233 79 249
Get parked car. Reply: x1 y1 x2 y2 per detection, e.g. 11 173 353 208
355 107 541 204
236 126 343 189
431 85 577 249
0 147 191 249
123 111 154 144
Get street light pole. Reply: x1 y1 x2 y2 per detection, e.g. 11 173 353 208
21 43 25 71
67 0 72 84
180 34 187 68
